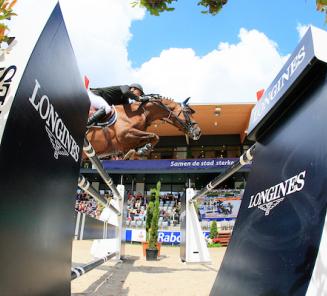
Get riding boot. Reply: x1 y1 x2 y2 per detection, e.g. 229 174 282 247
87 107 106 128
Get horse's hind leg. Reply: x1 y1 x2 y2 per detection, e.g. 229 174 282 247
124 129 159 157
136 143 153 156
136 134 159 156
123 149 136 160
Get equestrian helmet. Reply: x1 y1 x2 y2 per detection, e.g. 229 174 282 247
130 83 144 95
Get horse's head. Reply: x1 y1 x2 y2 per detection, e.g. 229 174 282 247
152 96 201 141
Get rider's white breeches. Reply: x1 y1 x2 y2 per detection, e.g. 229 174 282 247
88 90 112 114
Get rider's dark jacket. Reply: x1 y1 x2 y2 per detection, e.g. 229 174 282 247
90 85 138 105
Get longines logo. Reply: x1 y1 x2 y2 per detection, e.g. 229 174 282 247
252 46 306 124
248 170 306 215
0 65 17 115
29 79 80 162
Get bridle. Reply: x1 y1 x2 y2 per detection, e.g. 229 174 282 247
148 98 197 134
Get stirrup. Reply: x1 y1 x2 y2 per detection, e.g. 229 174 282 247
87 107 106 128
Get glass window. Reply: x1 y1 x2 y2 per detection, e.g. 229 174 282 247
149 144 242 160
175 146 187 159
226 146 241 158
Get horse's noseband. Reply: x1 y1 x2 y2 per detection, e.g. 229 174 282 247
151 99 198 137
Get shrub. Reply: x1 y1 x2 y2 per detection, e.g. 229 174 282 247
210 220 218 239
145 201 154 241
148 181 161 250
207 242 222 248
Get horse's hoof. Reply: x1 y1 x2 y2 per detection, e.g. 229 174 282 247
137 144 152 156
144 143 152 150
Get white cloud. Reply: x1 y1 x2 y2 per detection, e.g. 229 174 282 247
11 0 290 104
296 23 310 39
60 0 145 86
60 1 290 104
134 29 289 103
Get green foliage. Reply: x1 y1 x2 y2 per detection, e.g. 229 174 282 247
317 0 327 22
131 0 176 16
197 0 227 15
145 201 154 241
149 194 159 249
317 0 327 7
207 242 222 248
148 181 161 249
149 188 156 202
210 220 218 239
0 0 17 45
131 0 227 16
146 186 159 241
133 1 326 20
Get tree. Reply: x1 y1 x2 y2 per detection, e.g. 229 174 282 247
132 1 327 21
131 0 228 16
145 200 154 241
148 193 160 249
210 220 218 239
148 181 161 250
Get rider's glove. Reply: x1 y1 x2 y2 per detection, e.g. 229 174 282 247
137 95 151 102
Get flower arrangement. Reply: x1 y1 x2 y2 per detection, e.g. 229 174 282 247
207 237 222 247
0 0 17 47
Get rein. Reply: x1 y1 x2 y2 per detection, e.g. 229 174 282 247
150 99 194 132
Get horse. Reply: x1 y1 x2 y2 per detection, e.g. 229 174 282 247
85 96 201 160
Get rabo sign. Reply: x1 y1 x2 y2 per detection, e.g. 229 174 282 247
157 231 210 244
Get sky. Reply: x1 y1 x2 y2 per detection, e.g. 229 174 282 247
13 0 327 104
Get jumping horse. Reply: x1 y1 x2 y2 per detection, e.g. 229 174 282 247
85 96 201 159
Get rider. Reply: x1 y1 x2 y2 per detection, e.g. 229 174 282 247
87 83 149 126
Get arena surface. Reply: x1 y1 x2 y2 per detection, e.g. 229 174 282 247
71 241 226 296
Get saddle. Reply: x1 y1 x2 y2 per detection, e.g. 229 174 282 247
89 106 117 128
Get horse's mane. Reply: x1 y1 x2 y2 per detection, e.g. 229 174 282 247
156 96 179 109
159 96 174 102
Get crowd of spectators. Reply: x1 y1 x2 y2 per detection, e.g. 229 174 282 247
75 189 240 229
126 192 181 229
75 189 182 229
75 191 102 219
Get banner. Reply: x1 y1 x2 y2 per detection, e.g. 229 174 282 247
0 3 90 295
101 158 251 173
198 189 243 220
199 198 241 220
125 229 209 245
131 229 146 242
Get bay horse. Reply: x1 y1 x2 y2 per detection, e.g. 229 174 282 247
85 96 201 159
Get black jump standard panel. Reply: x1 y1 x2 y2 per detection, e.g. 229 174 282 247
211 27 327 296
0 4 89 296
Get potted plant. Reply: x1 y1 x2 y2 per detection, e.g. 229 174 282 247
210 220 218 240
145 181 161 260
142 197 154 256
207 220 222 248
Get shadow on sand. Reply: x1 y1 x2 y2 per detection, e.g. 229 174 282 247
71 254 212 296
